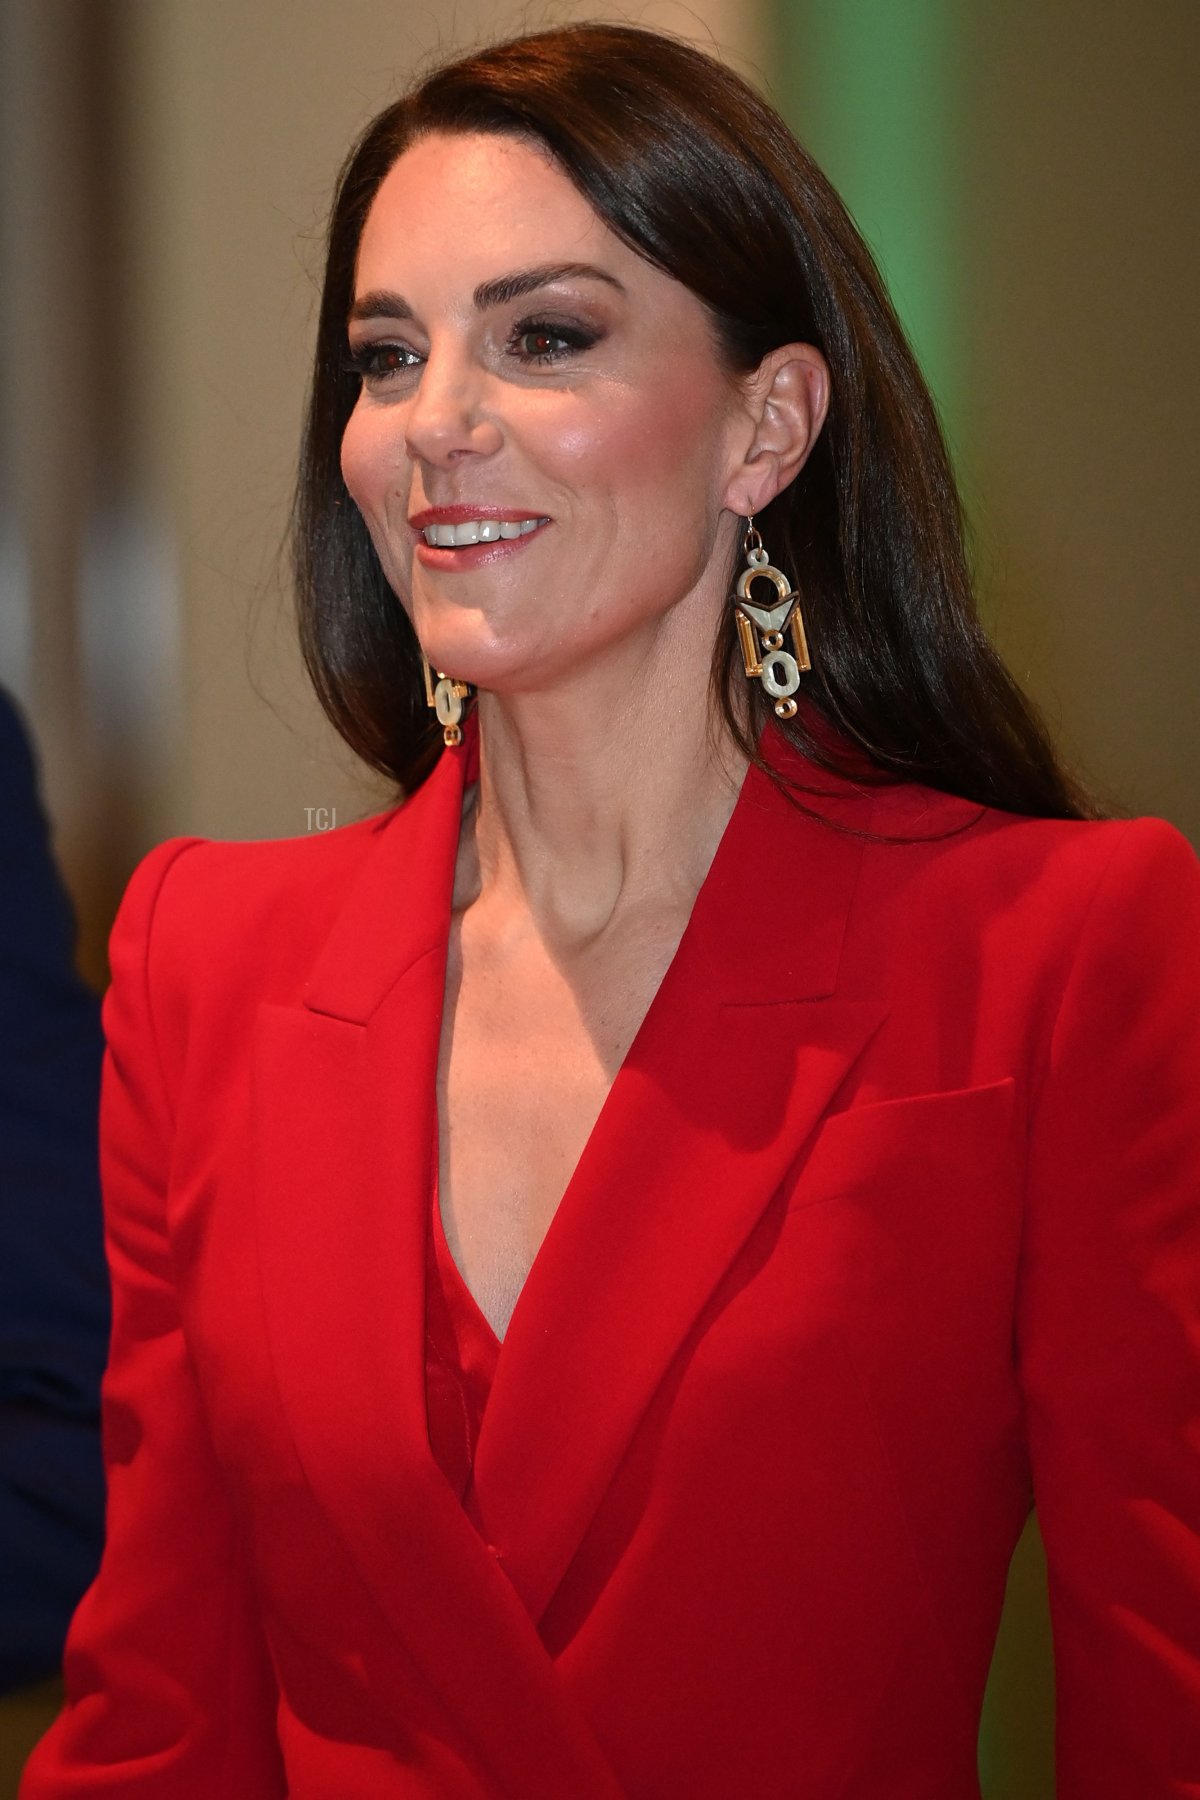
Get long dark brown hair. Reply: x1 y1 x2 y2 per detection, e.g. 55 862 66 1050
294 22 1094 818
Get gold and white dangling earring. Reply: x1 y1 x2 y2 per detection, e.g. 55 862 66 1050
730 516 811 720
421 656 473 748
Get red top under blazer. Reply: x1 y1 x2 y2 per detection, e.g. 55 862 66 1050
21 723 1200 1799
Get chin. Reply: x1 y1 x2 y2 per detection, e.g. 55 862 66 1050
409 604 554 689
413 628 532 693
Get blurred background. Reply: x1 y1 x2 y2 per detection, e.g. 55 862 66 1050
1 0 1196 1793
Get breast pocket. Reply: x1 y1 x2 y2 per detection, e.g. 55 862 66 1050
770 1072 1021 1454
787 1076 1019 1213
778 1078 1023 1383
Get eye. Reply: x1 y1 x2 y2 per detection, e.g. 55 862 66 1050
517 327 568 360
510 320 598 365
342 341 422 385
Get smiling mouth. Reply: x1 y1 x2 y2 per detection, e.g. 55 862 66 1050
420 516 550 547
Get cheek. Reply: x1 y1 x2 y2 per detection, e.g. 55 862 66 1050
548 372 728 517
338 408 413 588
338 407 380 515
338 404 411 526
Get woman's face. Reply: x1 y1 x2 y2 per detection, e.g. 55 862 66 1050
339 130 754 695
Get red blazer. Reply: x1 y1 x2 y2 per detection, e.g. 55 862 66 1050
22 729 1200 1799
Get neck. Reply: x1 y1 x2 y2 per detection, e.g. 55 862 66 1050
457 615 749 947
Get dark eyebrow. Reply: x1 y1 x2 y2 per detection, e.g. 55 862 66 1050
472 262 625 309
348 290 415 325
348 261 625 325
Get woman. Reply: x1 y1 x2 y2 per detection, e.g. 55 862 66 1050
22 22 1200 1799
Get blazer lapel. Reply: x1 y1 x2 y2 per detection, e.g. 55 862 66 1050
251 743 623 1795
251 749 460 1500
469 755 886 1624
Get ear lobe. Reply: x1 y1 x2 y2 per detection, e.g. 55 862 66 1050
724 343 831 517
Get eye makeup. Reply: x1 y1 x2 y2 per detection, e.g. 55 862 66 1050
343 312 603 387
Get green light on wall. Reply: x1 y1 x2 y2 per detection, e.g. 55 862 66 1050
767 19 1057 1797
770 0 964 447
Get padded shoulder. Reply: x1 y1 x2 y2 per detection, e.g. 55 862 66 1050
107 805 407 1057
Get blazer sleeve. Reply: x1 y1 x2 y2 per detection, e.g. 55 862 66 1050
20 839 286 1798
1017 817 1200 1799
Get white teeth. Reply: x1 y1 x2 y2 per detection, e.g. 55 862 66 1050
422 517 546 546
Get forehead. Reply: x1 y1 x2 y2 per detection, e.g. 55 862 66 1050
354 130 651 303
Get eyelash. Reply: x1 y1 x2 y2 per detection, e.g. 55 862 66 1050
512 320 597 364
342 318 598 385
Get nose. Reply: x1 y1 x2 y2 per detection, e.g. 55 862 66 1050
403 343 503 470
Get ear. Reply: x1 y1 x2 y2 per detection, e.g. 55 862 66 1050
722 343 830 518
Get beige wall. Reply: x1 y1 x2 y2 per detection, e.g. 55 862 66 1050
959 0 1200 836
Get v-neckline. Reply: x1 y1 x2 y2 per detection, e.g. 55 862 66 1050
431 731 753 1351
258 705 885 1630
432 1154 503 1354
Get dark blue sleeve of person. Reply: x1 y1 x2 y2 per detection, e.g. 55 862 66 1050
0 690 108 1693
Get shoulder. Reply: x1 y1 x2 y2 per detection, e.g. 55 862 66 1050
123 804 396 905
109 805 404 1003
766 725 1196 931
975 808 1196 952
864 780 1196 922
0 692 87 976
0 686 37 793
842 783 1199 1031
0 689 59 876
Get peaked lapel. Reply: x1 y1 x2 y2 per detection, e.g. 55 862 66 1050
251 740 624 1796
468 754 885 1622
